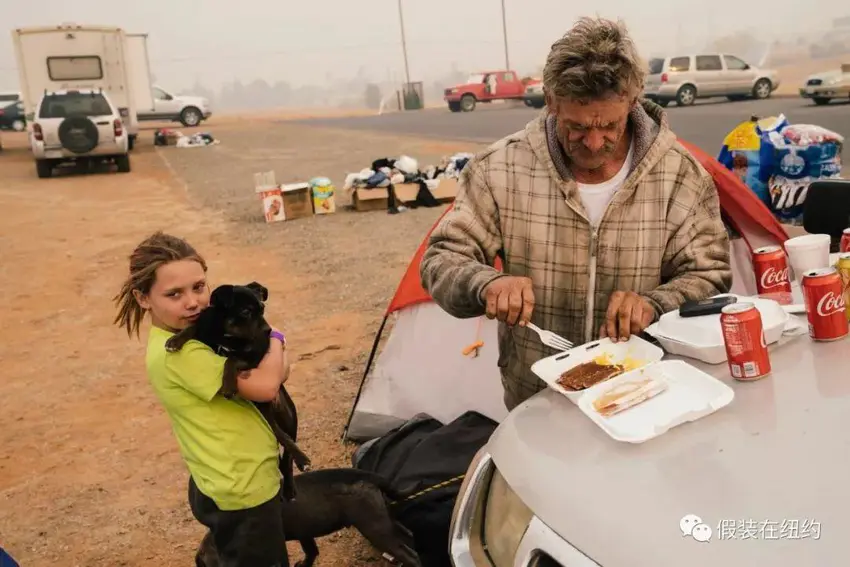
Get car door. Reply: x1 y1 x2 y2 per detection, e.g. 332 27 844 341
152 87 181 118
500 72 522 97
694 55 725 96
722 54 756 94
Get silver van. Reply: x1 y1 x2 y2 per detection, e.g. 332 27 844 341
643 54 780 107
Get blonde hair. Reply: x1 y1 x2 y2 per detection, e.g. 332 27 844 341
543 16 645 102
113 231 207 337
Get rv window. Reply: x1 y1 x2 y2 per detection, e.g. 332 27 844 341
46 56 104 81
38 92 111 118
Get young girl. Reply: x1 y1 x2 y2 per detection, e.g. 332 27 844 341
114 231 290 567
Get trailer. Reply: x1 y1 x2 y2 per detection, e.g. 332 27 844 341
11 23 143 148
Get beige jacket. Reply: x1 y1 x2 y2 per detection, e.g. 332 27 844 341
420 101 732 410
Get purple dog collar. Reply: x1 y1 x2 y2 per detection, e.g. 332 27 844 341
270 330 286 346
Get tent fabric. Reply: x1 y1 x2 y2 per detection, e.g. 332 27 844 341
343 140 791 442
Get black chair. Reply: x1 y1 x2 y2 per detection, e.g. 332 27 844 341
803 179 850 253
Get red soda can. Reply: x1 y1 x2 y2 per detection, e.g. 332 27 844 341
841 228 850 253
801 267 849 341
720 302 771 381
752 245 792 295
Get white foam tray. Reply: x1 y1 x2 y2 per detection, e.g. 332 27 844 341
576 360 735 443
530 336 664 405
643 294 789 365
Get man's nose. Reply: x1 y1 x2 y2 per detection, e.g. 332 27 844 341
582 130 607 153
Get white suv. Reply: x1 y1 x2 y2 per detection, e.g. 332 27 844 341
29 89 130 179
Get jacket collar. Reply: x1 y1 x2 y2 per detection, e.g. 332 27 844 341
525 99 678 202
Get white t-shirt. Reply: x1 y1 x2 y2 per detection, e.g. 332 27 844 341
576 141 634 228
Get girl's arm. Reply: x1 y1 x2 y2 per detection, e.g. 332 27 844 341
236 332 287 402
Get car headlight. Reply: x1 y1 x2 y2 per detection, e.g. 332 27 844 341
483 468 534 567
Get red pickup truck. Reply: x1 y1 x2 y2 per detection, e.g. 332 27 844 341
444 71 540 112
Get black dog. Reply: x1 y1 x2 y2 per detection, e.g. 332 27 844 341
195 468 423 567
165 282 310 501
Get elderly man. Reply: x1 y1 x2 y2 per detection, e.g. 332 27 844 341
420 17 731 410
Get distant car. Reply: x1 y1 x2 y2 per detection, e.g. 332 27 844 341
643 53 779 107
136 85 212 127
0 100 26 132
444 71 530 112
799 63 850 105
523 82 545 109
29 88 130 179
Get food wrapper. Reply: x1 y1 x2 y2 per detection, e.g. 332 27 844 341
592 376 668 417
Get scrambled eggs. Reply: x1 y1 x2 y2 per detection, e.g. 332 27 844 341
592 352 644 371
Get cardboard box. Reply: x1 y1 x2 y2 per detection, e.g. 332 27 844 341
352 177 459 212
280 183 314 220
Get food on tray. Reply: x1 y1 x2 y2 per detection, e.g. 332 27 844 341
592 376 668 417
592 352 644 372
557 360 626 391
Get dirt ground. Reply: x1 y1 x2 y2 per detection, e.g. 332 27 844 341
0 120 480 566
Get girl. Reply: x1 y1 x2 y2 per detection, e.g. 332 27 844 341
114 231 290 567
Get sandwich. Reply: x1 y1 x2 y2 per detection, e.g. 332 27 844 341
592 376 668 417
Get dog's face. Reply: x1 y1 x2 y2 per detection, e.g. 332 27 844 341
209 282 271 341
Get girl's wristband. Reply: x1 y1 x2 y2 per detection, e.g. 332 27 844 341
270 330 286 346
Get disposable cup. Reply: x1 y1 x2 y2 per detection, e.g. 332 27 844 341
785 234 831 282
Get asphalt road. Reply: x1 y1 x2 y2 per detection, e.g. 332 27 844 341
299 97 850 154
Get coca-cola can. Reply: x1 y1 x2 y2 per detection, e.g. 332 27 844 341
837 253 850 323
801 267 849 341
841 228 850 253
720 302 771 381
752 245 792 295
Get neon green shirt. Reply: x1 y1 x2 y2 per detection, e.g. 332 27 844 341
145 326 280 511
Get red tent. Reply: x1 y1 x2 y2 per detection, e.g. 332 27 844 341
344 141 791 441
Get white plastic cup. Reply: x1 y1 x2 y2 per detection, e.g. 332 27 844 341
784 234 831 282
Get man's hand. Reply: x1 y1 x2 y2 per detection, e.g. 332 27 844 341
599 291 655 342
481 276 535 327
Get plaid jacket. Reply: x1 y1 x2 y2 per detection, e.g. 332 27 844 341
420 101 732 409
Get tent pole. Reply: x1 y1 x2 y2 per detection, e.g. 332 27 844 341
342 314 390 441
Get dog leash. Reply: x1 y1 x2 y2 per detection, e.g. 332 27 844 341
391 474 466 505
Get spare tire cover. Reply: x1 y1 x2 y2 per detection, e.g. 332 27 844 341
58 116 99 154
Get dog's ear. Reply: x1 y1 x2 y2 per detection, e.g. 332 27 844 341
246 281 269 302
210 285 235 308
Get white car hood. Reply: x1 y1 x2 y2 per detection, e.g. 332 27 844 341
486 340 846 566
807 70 845 82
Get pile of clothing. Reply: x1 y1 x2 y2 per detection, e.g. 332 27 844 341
718 115 844 225
344 154 470 214
154 128 220 148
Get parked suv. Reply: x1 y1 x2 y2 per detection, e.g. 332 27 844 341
30 89 130 178
643 54 779 106
0 99 26 132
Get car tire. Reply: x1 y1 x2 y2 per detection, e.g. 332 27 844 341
12 119 25 132
448 101 461 112
752 79 772 99
35 159 53 179
460 94 476 112
115 154 131 173
58 116 99 154
676 85 697 106
813 97 831 106
180 106 202 127
128 134 136 151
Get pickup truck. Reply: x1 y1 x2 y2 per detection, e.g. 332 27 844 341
444 71 538 112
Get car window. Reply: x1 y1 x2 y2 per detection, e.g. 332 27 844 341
696 55 723 71
47 56 103 81
0 94 19 103
503 73 514 82
723 55 749 70
152 87 169 100
38 92 112 118
648 58 665 74
669 57 690 72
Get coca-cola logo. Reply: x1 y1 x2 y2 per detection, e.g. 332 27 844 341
817 291 846 317
760 266 789 289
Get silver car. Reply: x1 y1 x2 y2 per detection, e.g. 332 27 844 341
799 63 850 106
643 54 780 107
448 331 844 566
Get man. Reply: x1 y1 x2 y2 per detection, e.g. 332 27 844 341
420 17 732 411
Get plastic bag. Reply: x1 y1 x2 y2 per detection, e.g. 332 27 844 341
717 114 788 204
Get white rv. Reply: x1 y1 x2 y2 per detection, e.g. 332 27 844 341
11 23 149 149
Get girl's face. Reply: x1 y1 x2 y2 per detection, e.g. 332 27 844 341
134 259 210 332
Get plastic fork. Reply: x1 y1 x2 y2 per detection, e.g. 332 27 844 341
525 322 574 351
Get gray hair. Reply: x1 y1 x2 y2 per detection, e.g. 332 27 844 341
543 17 645 102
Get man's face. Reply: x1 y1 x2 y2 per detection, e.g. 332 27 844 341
547 92 634 171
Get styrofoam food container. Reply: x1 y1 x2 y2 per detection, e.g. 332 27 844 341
643 294 789 364
530 335 664 405
575 360 735 443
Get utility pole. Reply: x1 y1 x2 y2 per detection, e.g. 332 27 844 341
501 0 510 69
397 0 411 87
